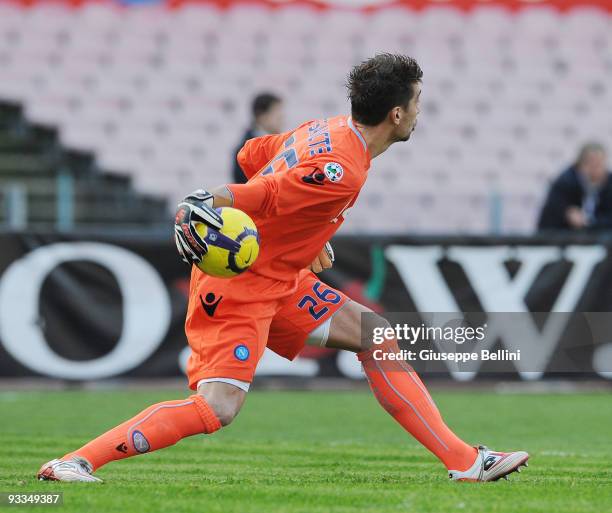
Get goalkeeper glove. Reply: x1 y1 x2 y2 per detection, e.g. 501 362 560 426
174 189 224 265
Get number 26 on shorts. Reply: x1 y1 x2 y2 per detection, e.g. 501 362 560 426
298 282 341 320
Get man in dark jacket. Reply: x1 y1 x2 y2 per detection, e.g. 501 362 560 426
538 143 612 231
232 93 284 184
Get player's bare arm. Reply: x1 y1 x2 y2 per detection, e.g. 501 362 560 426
210 185 235 208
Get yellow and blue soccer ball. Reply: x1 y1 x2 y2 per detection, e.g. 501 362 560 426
194 207 259 278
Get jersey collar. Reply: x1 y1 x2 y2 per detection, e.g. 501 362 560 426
347 116 368 155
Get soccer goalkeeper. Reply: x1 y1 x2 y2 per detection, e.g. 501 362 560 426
38 54 528 483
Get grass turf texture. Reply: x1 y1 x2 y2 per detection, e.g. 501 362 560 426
1 390 611 513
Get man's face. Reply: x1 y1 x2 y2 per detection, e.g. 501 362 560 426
395 82 421 142
579 149 607 186
257 101 284 134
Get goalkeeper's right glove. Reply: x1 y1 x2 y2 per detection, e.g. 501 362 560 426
174 189 223 265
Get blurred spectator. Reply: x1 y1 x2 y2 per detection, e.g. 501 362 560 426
232 93 284 183
538 143 612 231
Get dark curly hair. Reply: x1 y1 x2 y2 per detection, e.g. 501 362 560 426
347 54 423 126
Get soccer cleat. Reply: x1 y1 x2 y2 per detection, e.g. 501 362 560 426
37 457 102 483
448 445 529 482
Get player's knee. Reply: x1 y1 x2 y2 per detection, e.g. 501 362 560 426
327 303 392 352
208 401 240 427
361 312 392 350
326 302 369 352
367 313 392 332
197 382 246 427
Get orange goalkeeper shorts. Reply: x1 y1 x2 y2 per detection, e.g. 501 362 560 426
185 267 349 388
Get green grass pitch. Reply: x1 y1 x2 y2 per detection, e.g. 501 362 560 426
1 389 611 512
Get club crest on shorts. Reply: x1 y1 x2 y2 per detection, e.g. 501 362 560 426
234 344 250 361
323 162 344 182
132 430 150 453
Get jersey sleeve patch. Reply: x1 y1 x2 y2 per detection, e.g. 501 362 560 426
323 162 344 182
302 162 344 186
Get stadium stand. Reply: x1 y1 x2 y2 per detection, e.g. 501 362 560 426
0 102 167 228
1 1 611 233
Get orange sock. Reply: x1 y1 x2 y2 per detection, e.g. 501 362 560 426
359 340 477 471
64 395 221 471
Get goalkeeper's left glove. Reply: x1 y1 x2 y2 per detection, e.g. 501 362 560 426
174 189 223 265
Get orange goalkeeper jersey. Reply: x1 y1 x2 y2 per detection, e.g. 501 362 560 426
227 115 371 282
